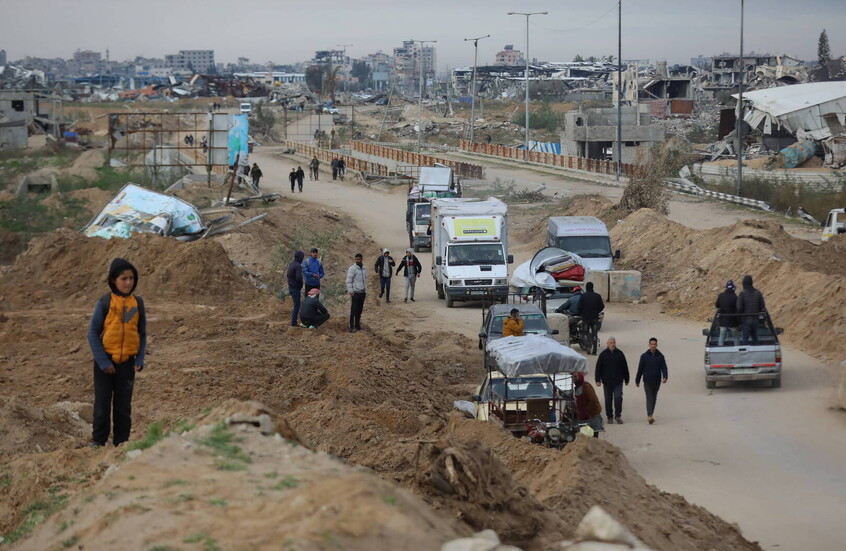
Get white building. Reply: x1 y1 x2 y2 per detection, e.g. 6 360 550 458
165 50 215 73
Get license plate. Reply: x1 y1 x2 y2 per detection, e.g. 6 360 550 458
469 290 485 295
732 368 757 375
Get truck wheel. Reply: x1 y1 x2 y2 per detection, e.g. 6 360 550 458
446 296 454 308
772 376 781 389
413 244 420 252
706 380 716 390
436 283 445 300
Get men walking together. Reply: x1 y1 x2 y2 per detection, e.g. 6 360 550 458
346 253 367 333
595 337 629 424
396 248 421 302
374 249 396 303
331 158 340 180
289 168 297 193
635 337 668 425
296 166 305 192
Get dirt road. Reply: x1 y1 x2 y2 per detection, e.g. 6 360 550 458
253 144 846 550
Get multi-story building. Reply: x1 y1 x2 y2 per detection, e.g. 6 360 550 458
165 50 215 74
710 52 772 86
0 50 6 66
393 40 437 96
495 45 523 66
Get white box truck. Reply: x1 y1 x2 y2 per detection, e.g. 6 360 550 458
406 166 459 251
431 197 513 307
546 216 619 271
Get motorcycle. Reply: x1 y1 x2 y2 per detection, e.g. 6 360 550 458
526 418 584 450
567 311 604 354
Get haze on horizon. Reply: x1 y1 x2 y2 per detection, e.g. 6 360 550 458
2 0 845 69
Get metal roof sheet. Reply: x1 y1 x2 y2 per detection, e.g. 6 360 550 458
733 82 846 117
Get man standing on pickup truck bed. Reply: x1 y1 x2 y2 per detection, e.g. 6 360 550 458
736 275 766 345
595 337 629 424
715 279 739 346
636 337 668 425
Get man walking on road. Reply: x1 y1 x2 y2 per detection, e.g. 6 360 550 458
374 249 396 303
346 253 367 333
303 248 325 294
578 281 605 354
309 156 320 180
331 158 339 180
635 337 668 425
595 337 629 424
396 248 421 302
285 250 305 328
288 168 297 193
736 274 766 345
296 166 305 192
250 163 263 191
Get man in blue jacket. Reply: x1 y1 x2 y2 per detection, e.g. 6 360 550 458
303 248 325 294
635 337 668 425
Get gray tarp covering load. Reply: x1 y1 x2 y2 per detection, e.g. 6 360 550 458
486 335 587 377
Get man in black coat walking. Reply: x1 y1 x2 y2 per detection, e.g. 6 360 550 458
636 337 668 425
595 336 629 424
736 274 766 345
578 281 605 354
715 279 739 346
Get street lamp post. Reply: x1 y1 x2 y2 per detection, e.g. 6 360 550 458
736 0 744 197
616 0 622 181
414 39 437 151
336 44 353 95
508 11 547 160
464 34 490 144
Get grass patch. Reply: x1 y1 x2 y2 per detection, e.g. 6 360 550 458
173 492 194 503
62 535 80 547
148 546 180 551
170 419 195 435
196 422 252 464
214 460 248 472
162 479 189 488
126 420 166 451
263 471 278 479
271 475 298 490
182 533 220 551
269 228 342 299
2 491 69 544
208 498 227 506
381 495 399 507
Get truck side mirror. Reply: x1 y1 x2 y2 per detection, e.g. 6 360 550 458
551 329 560 335
478 332 487 339
776 328 784 335
471 394 482 402
702 328 709 336
614 249 621 260
507 254 514 264
436 256 442 265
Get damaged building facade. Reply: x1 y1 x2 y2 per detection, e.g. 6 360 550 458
561 105 665 163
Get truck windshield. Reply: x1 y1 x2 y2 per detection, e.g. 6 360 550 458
556 236 612 258
447 244 505 265
490 377 553 400
415 203 431 225
491 314 548 336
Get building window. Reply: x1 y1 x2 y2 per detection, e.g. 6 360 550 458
12 100 24 112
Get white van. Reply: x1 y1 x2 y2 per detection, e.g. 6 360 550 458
239 102 252 115
546 216 619 271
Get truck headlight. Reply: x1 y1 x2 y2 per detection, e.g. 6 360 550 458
449 280 462 286
494 279 507 285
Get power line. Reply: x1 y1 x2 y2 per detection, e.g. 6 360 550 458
529 4 616 34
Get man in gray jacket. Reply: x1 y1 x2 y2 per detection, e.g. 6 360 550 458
346 253 368 333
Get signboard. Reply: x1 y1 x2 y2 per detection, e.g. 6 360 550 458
454 218 496 237
228 114 249 166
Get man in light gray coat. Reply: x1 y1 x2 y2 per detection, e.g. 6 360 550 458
345 253 368 333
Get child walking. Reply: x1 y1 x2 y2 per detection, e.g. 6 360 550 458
87 258 147 447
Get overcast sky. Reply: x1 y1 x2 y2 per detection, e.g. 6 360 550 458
3 0 845 70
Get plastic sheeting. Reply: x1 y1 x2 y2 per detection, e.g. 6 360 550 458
82 183 205 240
511 247 585 290
486 334 587 377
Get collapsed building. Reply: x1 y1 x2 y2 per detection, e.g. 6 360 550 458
561 105 665 163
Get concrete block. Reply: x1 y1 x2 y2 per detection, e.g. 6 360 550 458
608 271 641 302
546 313 571 344
585 271 609 301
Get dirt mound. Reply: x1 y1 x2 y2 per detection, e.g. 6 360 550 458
0 396 90 457
1 228 261 307
15 402 463 551
611 210 846 360
71 149 106 170
0 228 27 264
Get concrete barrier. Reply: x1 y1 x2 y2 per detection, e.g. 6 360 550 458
608 270 642 302
585 271 610 302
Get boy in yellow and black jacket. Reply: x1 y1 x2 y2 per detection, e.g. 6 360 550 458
87 258 147 447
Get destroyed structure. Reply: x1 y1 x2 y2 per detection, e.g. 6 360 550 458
561 105 666 163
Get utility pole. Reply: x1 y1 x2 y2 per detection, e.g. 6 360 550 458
336 44 354 95
508 11 547 160
736 0 744 197
616 0 622 181
414 39 437 151
464 34 490 144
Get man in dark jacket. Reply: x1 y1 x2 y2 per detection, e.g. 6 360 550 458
715 279 739 346
300 288 330 328
595 336 629 424
736 274 766 345
331 158 339 180
296 166 305 192
578 281 605 355
286 250 305 327
636 337 668 424
250 163 263 191
395 248 422 302
288 168 297 193
374 248 396 303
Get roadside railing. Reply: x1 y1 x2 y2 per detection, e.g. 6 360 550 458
285 141 395 179
352 141 484 179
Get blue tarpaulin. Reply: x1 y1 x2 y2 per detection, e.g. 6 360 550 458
519 141 561 154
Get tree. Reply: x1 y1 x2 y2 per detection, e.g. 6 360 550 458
351 61 371 90
818 29 832 65
305 65 323 93
573 54 584 62
323 64 340 102
587 56 598 63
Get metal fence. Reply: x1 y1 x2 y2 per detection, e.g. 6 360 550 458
285 141 394 178
666 179 773 212
352 141 485 179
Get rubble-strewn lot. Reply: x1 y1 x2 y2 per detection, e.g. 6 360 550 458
0 196 764 550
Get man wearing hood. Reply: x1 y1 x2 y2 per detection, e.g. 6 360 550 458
715 279 739 346
574 372 603 436
395 248 422 302
286 250 305 328
87 258 147 447
374 248 396 303
736 274 766 345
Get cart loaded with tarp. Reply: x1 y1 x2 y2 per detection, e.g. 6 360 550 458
476 334 591 447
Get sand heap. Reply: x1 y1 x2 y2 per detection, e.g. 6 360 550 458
611 210 846 361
